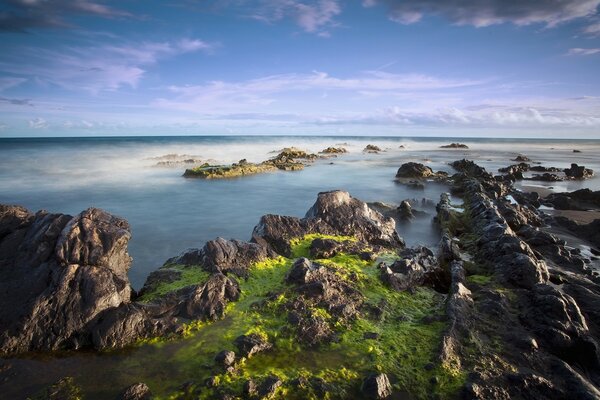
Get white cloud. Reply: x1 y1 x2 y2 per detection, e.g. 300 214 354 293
367 0 600 28
568 47 600 56
28 117 48 128
0 38 214 92
248 0 341 35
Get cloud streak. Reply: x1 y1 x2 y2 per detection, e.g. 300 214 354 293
0 38 214 92
366 0 600 27
568 47 600 56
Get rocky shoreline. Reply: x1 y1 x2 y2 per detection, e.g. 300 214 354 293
1 157 600 399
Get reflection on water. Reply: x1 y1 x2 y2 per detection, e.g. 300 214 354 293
0 135 599 397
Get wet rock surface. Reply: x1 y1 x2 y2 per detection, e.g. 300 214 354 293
440 143 469 149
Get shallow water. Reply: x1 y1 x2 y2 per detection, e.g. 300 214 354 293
1 135 600 397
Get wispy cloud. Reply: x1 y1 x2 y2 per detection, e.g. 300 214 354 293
0 77 27 91
0 38 215 92
584 21 600 36
28 117 48 129
366 0 600 27
236 0 342 35
0 0 132 33
155 71 484 111
0 96 32 106
568 47 600 56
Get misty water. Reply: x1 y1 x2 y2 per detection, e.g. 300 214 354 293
1 135 600 397
1 135 599 289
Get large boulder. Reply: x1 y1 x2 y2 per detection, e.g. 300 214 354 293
252 191 403 256
0 206 132 354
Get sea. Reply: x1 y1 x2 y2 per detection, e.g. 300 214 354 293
1 135 599 289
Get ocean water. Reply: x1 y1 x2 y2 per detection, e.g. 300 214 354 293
1 135 599 288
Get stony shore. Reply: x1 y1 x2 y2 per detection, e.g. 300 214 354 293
1 157 600 399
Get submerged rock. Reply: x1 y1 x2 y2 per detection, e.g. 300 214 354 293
564 163 594 179
320 147 347 154
513 155 531 162
544 189 600 211
441 143 469 149
363 144 382 153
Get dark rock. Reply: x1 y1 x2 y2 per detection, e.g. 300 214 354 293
530 165 561 172
513 155 530 162
234 334 272 358
441 143 469 149
361 373 392 399
118 382 152 400
380 246 438 291
364 332 380 340
215 350 236 367
396 200 414 220
0 206 133 354
42 377 83 400
553 217 600 248
544 189 600 210
256 375 282 398
309 238 341 259
564 164 594 179
528 173 564 182
573 149 582 153
243 379 258 397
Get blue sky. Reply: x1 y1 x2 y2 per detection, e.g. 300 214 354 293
1 0 600 138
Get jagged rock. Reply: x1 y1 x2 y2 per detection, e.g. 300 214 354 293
527 173 564 182
513 155 530 162
0 206 133 354
441 143 469 149
234 334 272 358
498 163 530 180
215 350 236 367
252 191 403 256
564 163 594 179
118 383 152 400
361 373 392 399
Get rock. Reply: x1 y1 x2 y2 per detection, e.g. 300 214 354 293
118 383 152 400
183 161 279 179
364 332 380 340
41 377 83 400
564 163 594 179
252 191 403 256
320 147 347 154
553 217 600 248
498 163 530 179
309 238 341 258
527 173 564 182
361 373 392 399
364 144 382 153
256 376 282 398
381 247 439 291
513 155 530 162
234 334 272 358
243 379 258 397
396 200 414 220
441 143 469 149
530 166 561 172
215 350 236 367
0 206 133 354
544 189 600 211
396 162 435 179
573 149 582 153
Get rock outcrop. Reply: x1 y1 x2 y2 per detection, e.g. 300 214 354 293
252 190 403 256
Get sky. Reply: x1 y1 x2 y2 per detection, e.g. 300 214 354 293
0 0 600 138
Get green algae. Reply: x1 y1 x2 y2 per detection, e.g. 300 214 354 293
137 265 210 303
289 233 357 258
466 274 493 286
97 234 465 399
